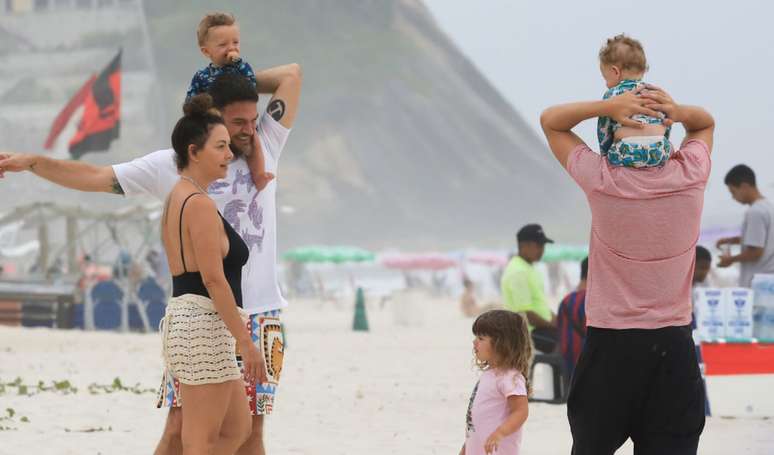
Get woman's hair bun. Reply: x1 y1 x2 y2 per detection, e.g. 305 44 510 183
183 93 220 117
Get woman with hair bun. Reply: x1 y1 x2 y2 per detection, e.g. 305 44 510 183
159 93 264 453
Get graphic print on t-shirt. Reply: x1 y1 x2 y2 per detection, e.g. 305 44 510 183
242 192 265 251
232 168 254 195
209 170 265 253
466 380 479 435
221 199 246 231
209 180 230 193
112 113 290 314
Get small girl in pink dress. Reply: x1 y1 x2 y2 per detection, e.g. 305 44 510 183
461 310 533 455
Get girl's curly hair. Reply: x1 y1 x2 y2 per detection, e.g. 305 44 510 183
472 310 534 395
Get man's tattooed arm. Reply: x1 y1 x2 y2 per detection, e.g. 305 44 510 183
110 177 125 195
254 63 301 128
267 99 286 122
19 155 125 194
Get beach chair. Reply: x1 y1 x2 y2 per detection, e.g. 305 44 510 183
529 351 569 404
0 281 77 328
90 280 123 330
135 277 166 331
70 302 85 329
0 300 22 327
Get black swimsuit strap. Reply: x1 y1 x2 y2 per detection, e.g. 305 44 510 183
178 193 202 273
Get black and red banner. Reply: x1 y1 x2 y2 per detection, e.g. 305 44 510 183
44 50 121 159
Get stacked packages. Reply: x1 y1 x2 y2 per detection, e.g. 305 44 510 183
694 288 753 340
694 274 774 341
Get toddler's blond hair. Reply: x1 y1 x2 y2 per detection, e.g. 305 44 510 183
196 12 237 46
599 34 648 73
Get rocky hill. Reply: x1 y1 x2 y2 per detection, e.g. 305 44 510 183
1 0 589 250
146 0 589 248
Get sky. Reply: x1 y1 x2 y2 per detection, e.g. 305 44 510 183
423 0 774 232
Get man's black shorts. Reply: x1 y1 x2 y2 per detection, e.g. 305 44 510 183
567 325 705 455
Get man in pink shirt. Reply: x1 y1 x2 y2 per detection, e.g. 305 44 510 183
540 86 714 455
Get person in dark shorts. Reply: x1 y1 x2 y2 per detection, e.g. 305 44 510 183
540 59 715 454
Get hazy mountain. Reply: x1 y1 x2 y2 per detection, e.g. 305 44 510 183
145 0 589 249
1 0 589 252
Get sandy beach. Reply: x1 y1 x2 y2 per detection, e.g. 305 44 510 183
1 295 772 455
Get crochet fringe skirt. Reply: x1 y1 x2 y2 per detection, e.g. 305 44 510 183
160 294 244 385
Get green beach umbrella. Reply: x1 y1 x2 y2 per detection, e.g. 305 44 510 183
282 245 375 264
542 244 589 263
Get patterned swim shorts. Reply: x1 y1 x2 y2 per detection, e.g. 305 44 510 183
156 309 285 416
605 135 672 168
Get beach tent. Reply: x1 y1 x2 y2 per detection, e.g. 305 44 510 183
0 201 164 332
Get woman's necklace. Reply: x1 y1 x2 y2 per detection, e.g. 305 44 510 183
180 175 208 194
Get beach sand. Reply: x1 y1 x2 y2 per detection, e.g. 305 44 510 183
1 294 772 454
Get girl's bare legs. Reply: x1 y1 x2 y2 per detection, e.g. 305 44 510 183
180 380 251 454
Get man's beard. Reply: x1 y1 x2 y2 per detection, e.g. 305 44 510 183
229 140 250 159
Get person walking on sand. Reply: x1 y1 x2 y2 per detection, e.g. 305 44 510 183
158 93 262 453
541 43 714 452
461 310 532 455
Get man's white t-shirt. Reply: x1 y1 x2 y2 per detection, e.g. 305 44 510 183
112 113 290 314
